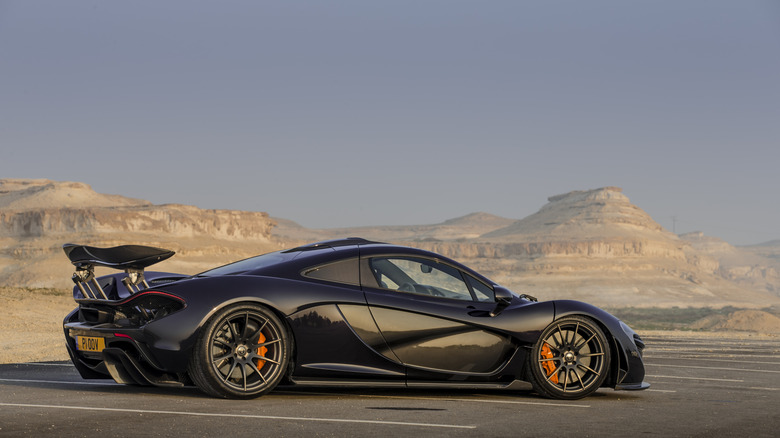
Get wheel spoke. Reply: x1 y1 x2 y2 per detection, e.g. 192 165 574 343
555 325 565 347
248 360 267 384
544 340 561 355
239 362 247 391
544 364 563 383
579 352 605 358
562 368 569 391
577 363 600 376
213 338 232 349
575 333 597 351
571 322 580 345
212 352 232 363
226 319 238 341
253 353 280 365
255 338 280 348
222 360 238 383
573 368 586 389
241 311 250 340
247 319 269 344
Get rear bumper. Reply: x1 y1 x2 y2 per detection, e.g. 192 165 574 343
66 338 186 387
64 309 188 387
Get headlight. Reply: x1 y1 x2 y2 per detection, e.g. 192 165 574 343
620 320 645 352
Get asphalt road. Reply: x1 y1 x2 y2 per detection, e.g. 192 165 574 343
1 333 779 437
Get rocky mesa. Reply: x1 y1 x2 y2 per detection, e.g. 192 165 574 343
0 179 279 288
286 186 780 309
2 179 779 311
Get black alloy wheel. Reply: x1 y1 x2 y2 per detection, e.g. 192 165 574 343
189 303 289 399
527 316 610 400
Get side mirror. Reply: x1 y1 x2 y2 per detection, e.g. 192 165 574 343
490 286 514 317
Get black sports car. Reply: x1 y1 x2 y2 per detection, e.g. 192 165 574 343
62 238 648 400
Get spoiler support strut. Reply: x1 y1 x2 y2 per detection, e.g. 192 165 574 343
72 265 109 300
121 268 151 294
63 244 175 301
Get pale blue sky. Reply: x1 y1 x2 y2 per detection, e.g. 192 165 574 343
2 1 779 245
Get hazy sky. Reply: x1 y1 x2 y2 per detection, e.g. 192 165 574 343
2 1 779 245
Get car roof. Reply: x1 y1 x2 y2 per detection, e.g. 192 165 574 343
281 237 385 253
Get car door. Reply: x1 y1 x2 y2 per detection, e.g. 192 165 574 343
360 255 515 376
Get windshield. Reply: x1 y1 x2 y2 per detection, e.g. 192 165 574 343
197 250 294 277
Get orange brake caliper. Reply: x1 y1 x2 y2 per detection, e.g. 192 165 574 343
256 332 268 369
541 343 559 384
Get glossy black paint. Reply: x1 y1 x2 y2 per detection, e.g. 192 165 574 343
63 239 649 395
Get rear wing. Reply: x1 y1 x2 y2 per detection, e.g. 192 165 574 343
63 244 175 300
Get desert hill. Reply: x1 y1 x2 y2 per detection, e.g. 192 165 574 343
0 179 150 210
271 212 515 243
0 179 279 288
390 187 778 308
680 232 780 295
482 187 671 241
2 179 779 310
274 186 780 309
743 239 780 266
691 309 780 334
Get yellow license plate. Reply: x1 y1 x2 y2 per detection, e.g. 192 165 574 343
76 336 105 352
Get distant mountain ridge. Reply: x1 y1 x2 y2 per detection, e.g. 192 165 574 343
0 179 150 210
271 211 515 243
271 186 780 308
1 179 779 309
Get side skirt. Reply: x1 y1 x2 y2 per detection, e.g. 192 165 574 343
289 378 533 391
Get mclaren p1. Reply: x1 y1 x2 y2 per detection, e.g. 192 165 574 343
62 238 648 400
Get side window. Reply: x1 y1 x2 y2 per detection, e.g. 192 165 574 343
302 258 359 285
368 257 473 301
466 274 494 302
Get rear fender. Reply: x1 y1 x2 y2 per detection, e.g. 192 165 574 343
141 275 366 369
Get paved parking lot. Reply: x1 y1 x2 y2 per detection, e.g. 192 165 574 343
1 333 779 437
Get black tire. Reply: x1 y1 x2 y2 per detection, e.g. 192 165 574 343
526 316 610 400
188 303 290 399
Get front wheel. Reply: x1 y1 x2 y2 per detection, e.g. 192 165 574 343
526 316 610 400
188 303 290 399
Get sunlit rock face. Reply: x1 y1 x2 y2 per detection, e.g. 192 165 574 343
0 179 278 289
2 180 779 308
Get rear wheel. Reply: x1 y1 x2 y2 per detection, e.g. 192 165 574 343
527 316 610 400
188 303 289 399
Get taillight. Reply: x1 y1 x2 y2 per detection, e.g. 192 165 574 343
114 291 185 326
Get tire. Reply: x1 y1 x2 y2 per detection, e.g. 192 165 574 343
526 316 610 400
188 303 290 399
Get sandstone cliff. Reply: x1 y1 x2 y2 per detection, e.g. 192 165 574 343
1 205 274 241
0 179 278 288
2 180 779 310
271 186 780 309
